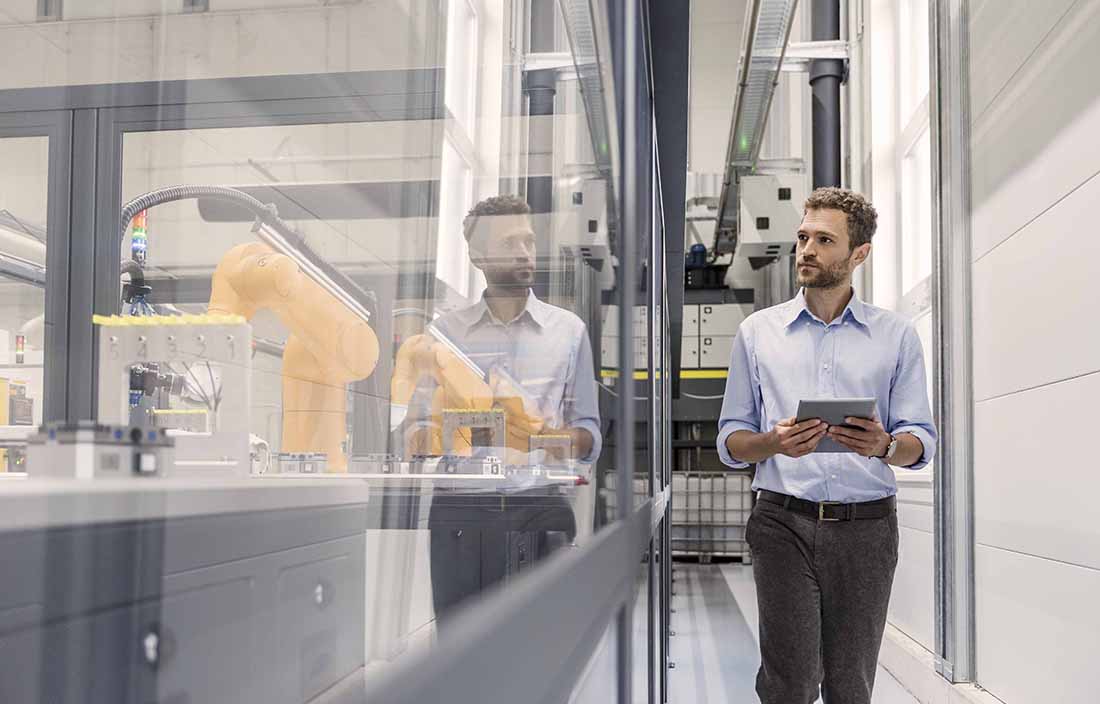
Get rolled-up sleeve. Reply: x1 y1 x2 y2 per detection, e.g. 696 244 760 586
716 326 761 468
565 325 603 463
888 325 939 470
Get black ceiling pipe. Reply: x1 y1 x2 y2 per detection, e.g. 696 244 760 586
522 68 557 216
810 0 843 189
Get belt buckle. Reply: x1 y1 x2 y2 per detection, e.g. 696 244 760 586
818 501 842 522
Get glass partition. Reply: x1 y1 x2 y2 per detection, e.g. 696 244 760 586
0 136 48 445
0 1 668 702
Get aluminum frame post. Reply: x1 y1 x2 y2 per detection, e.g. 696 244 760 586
929 0 976 685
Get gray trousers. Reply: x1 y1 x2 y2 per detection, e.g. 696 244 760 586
745 497 899 704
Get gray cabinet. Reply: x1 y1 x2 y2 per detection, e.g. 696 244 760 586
0 504 367 704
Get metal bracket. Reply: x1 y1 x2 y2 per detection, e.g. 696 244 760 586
523 51 578 80
769 40 850 72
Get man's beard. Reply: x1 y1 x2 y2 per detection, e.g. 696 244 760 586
484 266 534 289
798 257 850 289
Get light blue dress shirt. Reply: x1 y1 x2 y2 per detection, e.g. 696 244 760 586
716 288 937 502
414 290 603 463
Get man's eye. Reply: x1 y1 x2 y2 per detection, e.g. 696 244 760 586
797 234 808 241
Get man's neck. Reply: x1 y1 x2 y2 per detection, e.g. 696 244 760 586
483 286 531 324
803 283 854 324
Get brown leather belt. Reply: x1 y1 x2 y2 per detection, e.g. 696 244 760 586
758 490 896 522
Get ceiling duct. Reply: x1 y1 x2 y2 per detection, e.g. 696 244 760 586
713 0 799 255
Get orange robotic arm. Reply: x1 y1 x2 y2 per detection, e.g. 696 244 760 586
390 333 494 456
208 242 380 471
390 333 551 459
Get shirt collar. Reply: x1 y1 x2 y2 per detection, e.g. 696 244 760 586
784 287 869 329
466 289 548 332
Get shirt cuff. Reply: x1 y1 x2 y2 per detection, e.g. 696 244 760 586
716 420 759 469
891 425 935 470
569 419 603 463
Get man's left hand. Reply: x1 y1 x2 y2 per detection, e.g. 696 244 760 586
828 417 891 458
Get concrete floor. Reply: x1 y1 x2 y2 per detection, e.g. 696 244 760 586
664 562 919 704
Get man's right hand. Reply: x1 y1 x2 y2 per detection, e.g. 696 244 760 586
768 417 827 458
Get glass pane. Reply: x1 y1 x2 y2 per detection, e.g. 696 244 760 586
901 128 933 292
79 2 622 690
568 615 620 703
632 551 651 703
3 0 642 700
0 136 49 455
899 0 931 122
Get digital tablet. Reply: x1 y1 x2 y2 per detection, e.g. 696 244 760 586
795 398 877 454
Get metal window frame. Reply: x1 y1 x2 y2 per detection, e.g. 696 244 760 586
929 0 975 685
0 110 73 423
0 68 446 424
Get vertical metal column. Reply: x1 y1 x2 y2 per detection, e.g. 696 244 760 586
810 0 842 189
67 108 100 423
613 0 641 700
929 0 975 685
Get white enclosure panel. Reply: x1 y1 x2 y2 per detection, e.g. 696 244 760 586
970 0 1100 260
974 372 1100 570
975 545 1100 704
971 170 1100 402
968 0 1078 123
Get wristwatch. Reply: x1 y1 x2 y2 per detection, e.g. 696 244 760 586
876 434 899 461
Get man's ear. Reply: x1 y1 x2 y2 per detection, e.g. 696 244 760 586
851 242 871 268
467 243 487 272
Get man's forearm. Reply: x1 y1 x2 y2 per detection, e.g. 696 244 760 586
725 429 776 464
889 433 924 468
569 427 594 460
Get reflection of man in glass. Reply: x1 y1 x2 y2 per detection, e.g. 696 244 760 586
409 194 602 624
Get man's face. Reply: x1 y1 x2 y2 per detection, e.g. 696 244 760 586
795 208 870 289
469 214 537 289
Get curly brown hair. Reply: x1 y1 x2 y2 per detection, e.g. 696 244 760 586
803 187 878 250
462 194 532 243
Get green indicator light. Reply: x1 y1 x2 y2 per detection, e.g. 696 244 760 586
740 135 749 151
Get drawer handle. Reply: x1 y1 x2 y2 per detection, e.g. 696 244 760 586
143 630 159 666
314 581 333 609
142 625 174 667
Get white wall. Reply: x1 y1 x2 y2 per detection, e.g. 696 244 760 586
968 0 1100 701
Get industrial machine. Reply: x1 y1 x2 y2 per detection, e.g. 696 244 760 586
26 422 175 479
94 312 253 476
207 241 379 472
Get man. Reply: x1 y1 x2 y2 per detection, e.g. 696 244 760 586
716 187 937 704
403 194 602 624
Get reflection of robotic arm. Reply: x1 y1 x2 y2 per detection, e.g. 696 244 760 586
208 242 380 471
390 333 549 458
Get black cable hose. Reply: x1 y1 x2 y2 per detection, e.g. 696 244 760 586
119 259 145 288
119 185 378 321
120 185 278 241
